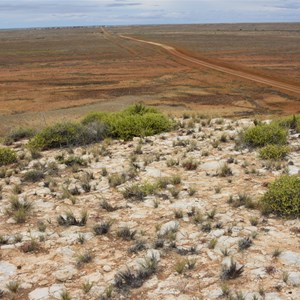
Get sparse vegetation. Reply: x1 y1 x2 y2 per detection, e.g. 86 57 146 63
175 260 186 274
114 255 158 289
259 144 290 160
2 109 300 299
174 209 183 219
23 170 44 182
81 281 93 294
122 182 157 201
100 199 118 212
250 217 259 226
208 238 218 249
182 158 198 170
60 290 72 300
117 226 136 241
28 121 107 150
240 122 287 148
260 175 300 217
108 173 126 188
76 251 94 268
276 114 300 132
58 155 87 167
129 240 147 254
169 187 180 198
82 104 173 141
272 248 282 258
230 193 256 209
238 237 253 251
188 186 196 196
218 163 233 177
57 210 88 227
282 271 289 283
0 148 17 166
6 281 20 294
220 258 244 280
7 127 36 142
201 222 212 232
20 238 40 253
7 196 32 223
93 220 112 235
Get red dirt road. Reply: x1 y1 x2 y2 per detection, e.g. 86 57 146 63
120 34 300 96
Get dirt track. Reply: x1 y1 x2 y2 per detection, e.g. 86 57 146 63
120 34 300 96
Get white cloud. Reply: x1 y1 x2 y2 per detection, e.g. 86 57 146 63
0 0 299 28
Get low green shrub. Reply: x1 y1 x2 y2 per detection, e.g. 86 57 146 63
122 182 158 201
260 175 300 217
28 121 107 150
275 115 300 132
57 156 87 167
82 104 173 140
108 173 126 188
241 123 287 148
28 104 172 150
0 148 17 166
7 127 36 142
23 170 44 182
259 145 290 160
182 158 198 170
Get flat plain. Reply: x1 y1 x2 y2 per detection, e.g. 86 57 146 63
1 23 300 300
0 23 300 134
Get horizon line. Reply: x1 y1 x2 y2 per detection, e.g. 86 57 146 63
1 21 300 31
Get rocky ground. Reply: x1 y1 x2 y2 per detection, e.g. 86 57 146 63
1 116 300 300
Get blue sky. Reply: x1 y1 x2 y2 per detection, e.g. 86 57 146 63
0 0 299 29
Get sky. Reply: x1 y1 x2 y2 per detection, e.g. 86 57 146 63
0 0 299 29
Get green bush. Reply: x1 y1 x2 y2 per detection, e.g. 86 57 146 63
7 127 36 142
82 104 173 140
122 182 158 201
23 170 44 182
259 145 290 160
260 175 300 217
275 115 300 132
28 105 172 150
241 123 287 148
0 148 17 166
56 155 87 167
28 121 107 150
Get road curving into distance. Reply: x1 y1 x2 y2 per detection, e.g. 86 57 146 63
120 34 300 96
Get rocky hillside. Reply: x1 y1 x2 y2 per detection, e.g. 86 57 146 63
0 115 300 300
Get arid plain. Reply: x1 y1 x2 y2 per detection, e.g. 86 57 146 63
1 23 300 300
0 23 299 135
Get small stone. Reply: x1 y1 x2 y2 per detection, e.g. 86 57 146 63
280 251 300 266
103 265 112 272
6 217 16 224
207 250 218 261
28 287 49 300
288 165 299 175
264 293 282 300
49 284 65 298
288 272 300 286
1 245 15 250
145 167 166 178
0 261 17 282
210 229 225 238
53 266 77 282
